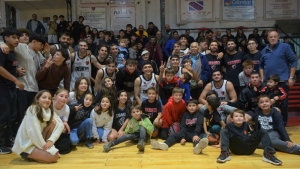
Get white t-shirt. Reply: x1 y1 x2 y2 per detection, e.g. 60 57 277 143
53 104 70 122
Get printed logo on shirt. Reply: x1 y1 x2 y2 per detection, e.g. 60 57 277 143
186 118 197 126
145 107 157 113
252 60 259 64
75 66 89 71
13 61 17 66
231 65 236 69
258 115 273 130
86 61 89 65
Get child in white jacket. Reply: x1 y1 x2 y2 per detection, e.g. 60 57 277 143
12 90 64 163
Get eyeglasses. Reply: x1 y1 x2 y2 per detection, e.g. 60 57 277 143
247 43 256 46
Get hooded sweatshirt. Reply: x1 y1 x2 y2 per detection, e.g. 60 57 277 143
158 77 179 104
162 96 186 128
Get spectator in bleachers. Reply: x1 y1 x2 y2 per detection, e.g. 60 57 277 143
164 31 179 57
259 30 269 50
135 25 149 45
243 38 261 72
235 28 247 45
80 25 93 40
156 31 166 51
185 30 195 46
71 16 85 44
195 30 205 43
47 15 58 44
145 36 163 67
147 22 159 37
248 28 260 48
283 36 296 54
92 28 99 44
57 15 67 38
226 28 234 40
125 24 133 38
162 24 172 42
26 14 45 36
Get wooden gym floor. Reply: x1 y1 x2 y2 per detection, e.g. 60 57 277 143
1 126 300 169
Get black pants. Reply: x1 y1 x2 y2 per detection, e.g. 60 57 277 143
165 131 200 147
15 90 37 135
278 82 289 126
0 87 17 146
160 128 169 140
191 87 203 100
221 128 275 155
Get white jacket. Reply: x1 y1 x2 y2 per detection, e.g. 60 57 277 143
12 106 64 156
90 110 113 142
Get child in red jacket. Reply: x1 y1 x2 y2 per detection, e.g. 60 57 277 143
161 87 186 139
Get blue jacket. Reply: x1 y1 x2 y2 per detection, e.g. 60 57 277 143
26 19 45 35
163 39 176 56
178 80 191 103
260 42 297 81
181 53 211 83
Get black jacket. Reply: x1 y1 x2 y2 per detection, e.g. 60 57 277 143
238 83 266 111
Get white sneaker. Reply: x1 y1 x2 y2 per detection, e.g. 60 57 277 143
193 138 208 154
151 140 168 150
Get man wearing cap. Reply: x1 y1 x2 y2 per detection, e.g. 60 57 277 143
138 50 159 75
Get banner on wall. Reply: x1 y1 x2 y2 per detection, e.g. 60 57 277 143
177 0 214 24
264 0 299 20
222 0 255 21
110 6 135 34
81 7 107 30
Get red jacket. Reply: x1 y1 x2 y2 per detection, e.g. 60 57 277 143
162 97 186 128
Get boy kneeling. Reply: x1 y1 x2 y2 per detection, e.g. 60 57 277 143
217 109 282 165
151 99 209 154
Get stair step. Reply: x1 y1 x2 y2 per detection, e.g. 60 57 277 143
288 100 300 103
288 104 300 108
288 91 300 94
288 96 300 99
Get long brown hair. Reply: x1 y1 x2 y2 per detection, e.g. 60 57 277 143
73 76 91 100
96 95 113 117
101 77 116 101
30 90 54 125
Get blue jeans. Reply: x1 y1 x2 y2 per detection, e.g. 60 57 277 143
201 125 221 138
97 127 104 140
111 126 147 146
70 118 93 145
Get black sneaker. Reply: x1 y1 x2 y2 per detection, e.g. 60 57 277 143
137 139 145 151
103 142 114 152
262 154 282 165
84 138 94 149
0 146 12 155
217 151 231 163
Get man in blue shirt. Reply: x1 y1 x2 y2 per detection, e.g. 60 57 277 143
260 30 298 126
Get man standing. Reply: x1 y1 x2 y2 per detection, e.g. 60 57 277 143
145 36 163 67
162 24 172 42
182 42 211 99
57 15 67 38
135 25 149 45
283 36 296 54
71 16 85 44
260 31 298 125
243 38 261 72
185 30 195 46
206 40 224 72
164 31 179 57
248 28 260 48
223 39 245 95
146 22 159 36
47 15 58 44
26 14 45 36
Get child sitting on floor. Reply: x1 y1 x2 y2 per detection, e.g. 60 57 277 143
103 104 154 152
151 99 208 154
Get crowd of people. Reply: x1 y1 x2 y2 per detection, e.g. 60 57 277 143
0 14 299 165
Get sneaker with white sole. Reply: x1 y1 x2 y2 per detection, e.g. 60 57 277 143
0 146 12 155
193 137 208 154
262 154 282 165
217 151 231 163
151 140 168 150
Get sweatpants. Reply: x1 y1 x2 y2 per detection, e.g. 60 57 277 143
258 130 300 154
164 131 201 147
221 128 275 155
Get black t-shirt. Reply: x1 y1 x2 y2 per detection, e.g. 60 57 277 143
71 21 84 39
112 106 131 131
204 109 222 130
206 54 224 72
243 51 261 72
0 50 17 89
223 51 245 86
141 99 162 123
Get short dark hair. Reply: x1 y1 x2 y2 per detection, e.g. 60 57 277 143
182 72 192 82
79 16 84 20
170 54 180 60
2 28 21 42
126 24 133 28
209 40 219 46
206 96 220 111
59 15 64 18
172 30 178 35
179 34 188 40
267 74 280 83
57 48 69 63
17 28 30 36
186 99 198 106
29 33 46 44
257 94 270 101
247 38 257 44
206 29 214 35
206 90 218 99
227 39 236 44
60 32 71 38
250 71 260 77
104 31 111 36
142 60 152 68
148 22 154 25
211 69 223 76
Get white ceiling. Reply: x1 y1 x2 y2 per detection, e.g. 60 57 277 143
4 0 68 10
